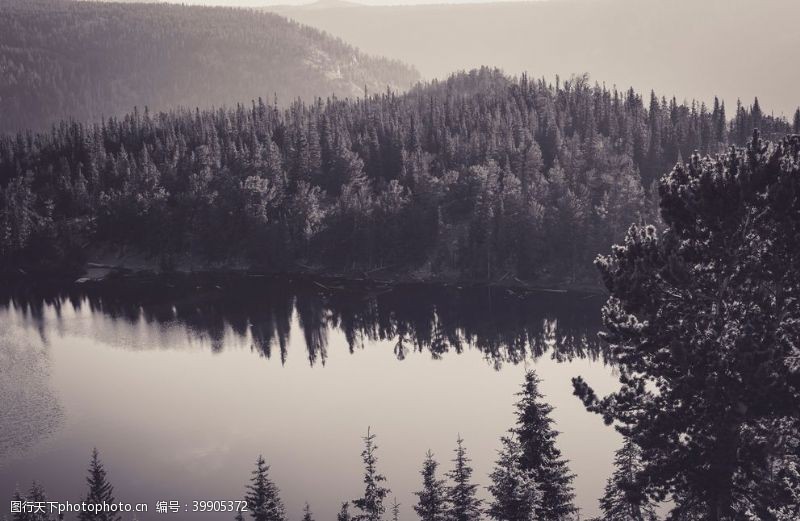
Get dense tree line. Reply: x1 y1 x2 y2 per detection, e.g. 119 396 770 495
2 69 793 285
0 0 418 134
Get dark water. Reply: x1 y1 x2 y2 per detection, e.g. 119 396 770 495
0 276 621 520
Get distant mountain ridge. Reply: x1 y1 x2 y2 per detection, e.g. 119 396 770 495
268 0 800 117
0 0 419 134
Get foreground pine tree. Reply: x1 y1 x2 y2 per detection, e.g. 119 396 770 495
574 133 800 519
598 438 657 521
353 428 391 521
446 437 482 521
244 456 286 521
78 449 121 521
487 436 541 521
511 371 576 519
414 451 448 521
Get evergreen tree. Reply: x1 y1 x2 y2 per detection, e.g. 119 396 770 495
244 456 286 521
26 482 54 521
302 503 314 521
511 371 576 519
446 436 482 521
794 108 800 133
338 503 353 521
487 436 541 521
11 483 57 521
751 97 762 130
598 438 657 521
574 133 800 519
391 498 401 521
12 489 26 521
414 451 448 521
353 428 391 521
78 449 121 521
0 174 37 258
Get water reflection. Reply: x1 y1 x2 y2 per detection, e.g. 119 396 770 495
1 275 606 368
0 276 620 520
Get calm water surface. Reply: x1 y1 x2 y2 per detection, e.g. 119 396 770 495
0 277 620 520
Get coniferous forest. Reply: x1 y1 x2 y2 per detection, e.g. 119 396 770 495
1 68 796 286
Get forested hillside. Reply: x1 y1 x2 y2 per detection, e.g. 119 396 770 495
0 0 418 134
0 68 795 285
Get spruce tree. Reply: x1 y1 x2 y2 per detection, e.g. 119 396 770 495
353 428 391 521
794 108 800 133
302 503 314 521
511 371 576 519
446 436 482 521
413 451 448 521
391 498 401 521
487 436 541 521
78 449 121 521
598 438 657 521
338 503 353 521
244 456 286 521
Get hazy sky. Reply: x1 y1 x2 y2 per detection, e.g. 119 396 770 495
130 0 550 6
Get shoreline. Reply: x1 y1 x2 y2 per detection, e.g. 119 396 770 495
4 259 606 298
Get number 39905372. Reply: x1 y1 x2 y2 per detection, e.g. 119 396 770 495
191 500 248 512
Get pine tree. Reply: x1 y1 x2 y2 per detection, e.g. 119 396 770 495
446 436 482 521
575 133 800 519
244 456 286 521
12 489 27 521
391 498 401 521
11 484 55 521
78 449 121 521
353 428 391 521
338 503 353 521
793 108 800 133
414 451 448 521
751 97 762 130
27 482 54 521
598 438 657 521
302 503 314 521
487 436 541 521
511 371 576 519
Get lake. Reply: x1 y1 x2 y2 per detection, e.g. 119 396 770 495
0 276 621 520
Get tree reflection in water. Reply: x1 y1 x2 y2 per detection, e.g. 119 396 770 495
1 275 607 368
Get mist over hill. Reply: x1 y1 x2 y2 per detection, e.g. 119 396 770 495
269 0 800 116
0 0 419 134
